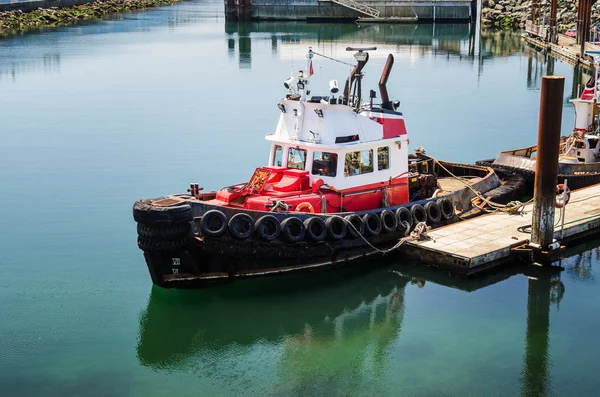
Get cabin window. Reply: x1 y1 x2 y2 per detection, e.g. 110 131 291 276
378 147 389 170
272 145 283 167
312 152 338 177
589 139 599 149
288 147 307 170
344 149 373 176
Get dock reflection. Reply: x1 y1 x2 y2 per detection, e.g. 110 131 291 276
135 251 580 396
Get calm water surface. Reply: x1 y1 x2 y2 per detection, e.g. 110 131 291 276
1 2 599 396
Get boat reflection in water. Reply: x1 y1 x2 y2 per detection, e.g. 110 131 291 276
136 249 597 396
137 262 411 371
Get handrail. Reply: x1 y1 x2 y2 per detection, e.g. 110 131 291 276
330 0 380 18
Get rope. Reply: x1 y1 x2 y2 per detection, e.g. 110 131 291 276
340 218 430 254
429 155 531 215
312 51 355 67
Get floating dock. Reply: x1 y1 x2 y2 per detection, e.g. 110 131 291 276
523 34 595 70
401 183 600 274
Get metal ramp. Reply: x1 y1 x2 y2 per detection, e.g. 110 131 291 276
330 0 380 18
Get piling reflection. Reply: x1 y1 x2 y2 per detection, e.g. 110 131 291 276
136 255 573 396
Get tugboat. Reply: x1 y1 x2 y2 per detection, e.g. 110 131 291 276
133 47 501 288
477 66 600 193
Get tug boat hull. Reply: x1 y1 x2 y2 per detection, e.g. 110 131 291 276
135 161 500 288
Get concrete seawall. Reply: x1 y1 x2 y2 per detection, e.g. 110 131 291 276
226 0 474 22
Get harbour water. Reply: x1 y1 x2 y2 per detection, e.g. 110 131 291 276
1 2 600 395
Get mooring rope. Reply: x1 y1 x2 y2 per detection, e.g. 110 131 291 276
340 218 431 254
428 154 532 215
312 51 355 67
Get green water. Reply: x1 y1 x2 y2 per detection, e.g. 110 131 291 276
1 2 600 395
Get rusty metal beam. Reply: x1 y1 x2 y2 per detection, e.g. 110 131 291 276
532 76 564 250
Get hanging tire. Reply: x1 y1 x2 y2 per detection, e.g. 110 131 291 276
424 201 442 224
380 209 398 233
437 197 455 220
410 204 427 225
362 213 382 236
344 214 365 238
137 222 189 240
137 237 188 253
133 199 192 225
395 207 413 231
255 215 281 241
281 217 306 243
304 217 327 242
325 216 347 240
228 213 255 240
200 210 228 237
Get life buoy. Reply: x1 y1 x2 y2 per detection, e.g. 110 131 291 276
295 202 315 214
555 184 571 208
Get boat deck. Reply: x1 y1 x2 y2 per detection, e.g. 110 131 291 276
401 183 600 273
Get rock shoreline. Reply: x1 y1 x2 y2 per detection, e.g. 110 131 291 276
0 0 182 37
482 0 600 31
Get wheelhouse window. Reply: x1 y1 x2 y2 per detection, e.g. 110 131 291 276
288 147 307 170
272 145 283 167
378 147 389 170
312 152 338 177
344 149 373 176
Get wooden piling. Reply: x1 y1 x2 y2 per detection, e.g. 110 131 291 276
531 76 564 250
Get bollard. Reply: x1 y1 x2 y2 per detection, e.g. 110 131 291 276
531 76 565 250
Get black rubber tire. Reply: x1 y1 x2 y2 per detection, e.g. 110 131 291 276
344 214 365 238
281 217 306 243
395 207 413 231
137 237 187 253
304 217 327 242
410 204 427 225
255 215 281 241
200 210 228 238
398 220 411 236
362 213 382 236
133 199 192 225
228 213 255 240
325 216 347 240
380 209 398 233
137 222 189 239
437 197 455 220
424 201 442 224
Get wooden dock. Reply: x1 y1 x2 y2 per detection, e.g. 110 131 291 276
523 34 595 70
401 183 600 274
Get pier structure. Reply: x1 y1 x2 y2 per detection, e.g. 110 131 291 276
401 75 600 273
523 0 596 70
225 0 475 22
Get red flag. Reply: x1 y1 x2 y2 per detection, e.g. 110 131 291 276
309 60 314 76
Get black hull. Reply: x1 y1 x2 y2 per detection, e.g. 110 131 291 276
142 229 425 288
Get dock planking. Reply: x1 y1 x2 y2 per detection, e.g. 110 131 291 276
402 183 600 274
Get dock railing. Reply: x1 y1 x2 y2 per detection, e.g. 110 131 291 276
330 0 380 18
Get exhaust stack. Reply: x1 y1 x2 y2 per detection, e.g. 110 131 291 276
379 54 394 110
